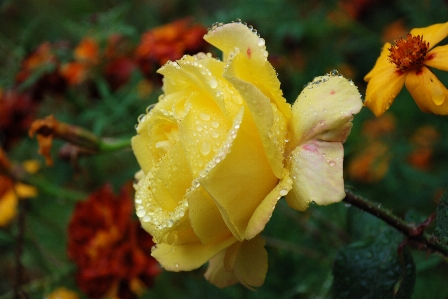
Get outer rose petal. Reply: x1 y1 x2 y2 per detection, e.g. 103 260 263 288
204 250 238 288
151 236 237 272
291 73 363 146
245 169 293 240
205 235 268 289
186 185 233 244
425 45 448 72
199 108 277 241
204 22 291 121
286 141 345 211
410 22 448 50
224 52 286 178
405 66 448 114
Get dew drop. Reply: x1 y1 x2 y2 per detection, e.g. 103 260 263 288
200 113 211 121
211 131 219 138
329 161 336 167
210 121 219 128
136 209 146 217
209 78 218 89
196 125 203 132
200 141 211 156
279 188 288 196
257 38 265 46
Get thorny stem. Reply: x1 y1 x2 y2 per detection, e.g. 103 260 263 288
343 190 448 258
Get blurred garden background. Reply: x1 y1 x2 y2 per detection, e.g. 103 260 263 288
1 0 448 298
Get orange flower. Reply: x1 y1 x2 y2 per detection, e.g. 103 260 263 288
347 114 395 183
407 125 439 170
74 38 99 65
135 18 208 76
365 22 448 116
67 185 160 299
61 38 99 86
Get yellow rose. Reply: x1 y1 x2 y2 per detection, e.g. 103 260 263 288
132 21 292 288
132 21 362 288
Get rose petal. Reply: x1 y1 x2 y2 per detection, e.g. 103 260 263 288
186 185 233 244
232 235 268 289
405 66 448 114
285 140 345 211
425 45 448 72
151 236 237 271
204 249 238 288
204 22 291 121
132 97 179 173
224 52 286 178
410 22 448 50
291 73 363 146
178 92 229 178
245 170 293 239
199 107 278 241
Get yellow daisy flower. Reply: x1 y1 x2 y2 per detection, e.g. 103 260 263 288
364 22 448 116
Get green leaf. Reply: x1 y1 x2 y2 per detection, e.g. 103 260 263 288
332 208 416 299
435 189 448 247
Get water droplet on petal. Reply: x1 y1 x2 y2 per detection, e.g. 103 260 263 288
257 38 265 46
329 161 336 167
200 141 211 155
279 188 288 196
211 131 219 138
210 121 219 128
209 78 218 89
200 113 210 121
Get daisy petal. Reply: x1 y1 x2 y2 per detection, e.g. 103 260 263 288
410 22 448 50
405 66 448 114
425 44 448 71
364 65 406 116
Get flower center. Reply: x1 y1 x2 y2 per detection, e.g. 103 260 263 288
388 34 429 71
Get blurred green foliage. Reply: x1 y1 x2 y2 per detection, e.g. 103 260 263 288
1 0 448 298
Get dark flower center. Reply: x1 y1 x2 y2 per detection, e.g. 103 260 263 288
388 34 429 71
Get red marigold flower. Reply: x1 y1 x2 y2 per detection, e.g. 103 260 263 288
67 184 161 299
0 89 37 149
135 18 208 76
14 42 66 98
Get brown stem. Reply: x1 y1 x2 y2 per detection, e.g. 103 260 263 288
343 190 448 258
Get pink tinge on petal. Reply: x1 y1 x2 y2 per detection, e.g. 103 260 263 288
286 140 346 211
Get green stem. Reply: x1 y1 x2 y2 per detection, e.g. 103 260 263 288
343 190 448 258
98 138 131 153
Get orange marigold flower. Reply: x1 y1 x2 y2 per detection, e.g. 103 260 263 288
67 184 160 299
407 125 439 170
60 62 89 86
74 38 99 65
347 114 395 183
135 18 208 76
